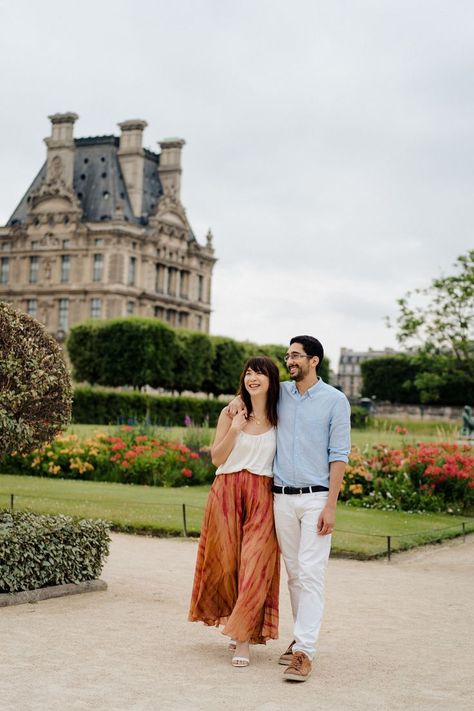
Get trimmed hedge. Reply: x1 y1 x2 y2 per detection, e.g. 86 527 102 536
0 510 110 593
72 387 225 427
72 387 367 429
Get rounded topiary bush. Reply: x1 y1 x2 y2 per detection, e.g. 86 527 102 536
0 301 72 456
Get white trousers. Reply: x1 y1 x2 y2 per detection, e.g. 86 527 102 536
273 492 331 660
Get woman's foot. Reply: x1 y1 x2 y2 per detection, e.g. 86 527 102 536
231 641 250 667
228 639 237 652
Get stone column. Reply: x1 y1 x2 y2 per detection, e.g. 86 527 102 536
158 138 185 201
117 120 147 217
44 112 79 187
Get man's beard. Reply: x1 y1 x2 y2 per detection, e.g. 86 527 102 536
290 367 304 381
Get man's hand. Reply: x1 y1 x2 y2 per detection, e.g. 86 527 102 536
317 505 336 536
225 395 246 417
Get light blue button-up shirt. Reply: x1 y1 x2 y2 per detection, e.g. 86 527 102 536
273 378 351 488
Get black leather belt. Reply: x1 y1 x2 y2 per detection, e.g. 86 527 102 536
272 485 329 495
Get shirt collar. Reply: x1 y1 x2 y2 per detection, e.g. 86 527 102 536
290 377 323 397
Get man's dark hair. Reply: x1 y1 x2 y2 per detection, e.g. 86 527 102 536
290 335 324 373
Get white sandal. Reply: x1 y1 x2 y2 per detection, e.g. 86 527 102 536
231 655 249 667
231 641 250 667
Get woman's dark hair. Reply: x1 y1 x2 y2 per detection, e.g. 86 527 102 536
290 335 324 374
238 356 280 427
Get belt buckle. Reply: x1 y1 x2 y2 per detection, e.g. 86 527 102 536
281 486 286 494
299 488 302 495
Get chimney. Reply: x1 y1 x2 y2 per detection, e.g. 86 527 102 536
117 119 148 216
44 112 78 187
158 138 186 202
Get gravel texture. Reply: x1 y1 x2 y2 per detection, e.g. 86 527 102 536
0 532 472 711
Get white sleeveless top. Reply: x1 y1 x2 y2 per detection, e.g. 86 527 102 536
215 428 276 478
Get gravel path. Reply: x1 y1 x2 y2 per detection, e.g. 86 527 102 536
1 533 473 711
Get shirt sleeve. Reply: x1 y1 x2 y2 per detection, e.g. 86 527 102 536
328 395 351 464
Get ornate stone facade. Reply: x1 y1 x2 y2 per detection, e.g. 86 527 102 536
0 113 216 339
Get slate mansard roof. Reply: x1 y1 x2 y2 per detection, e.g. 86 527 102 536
8 136 163 227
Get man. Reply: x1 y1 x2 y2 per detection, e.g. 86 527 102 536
272 335 350 681
229 335 350 681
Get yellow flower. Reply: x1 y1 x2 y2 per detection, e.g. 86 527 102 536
349 484 363 495
69 457 94 474
56 434 78 444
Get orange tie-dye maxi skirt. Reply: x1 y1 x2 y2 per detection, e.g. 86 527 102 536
188 469 280 644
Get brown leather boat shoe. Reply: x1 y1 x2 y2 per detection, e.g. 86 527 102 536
283 651 312 682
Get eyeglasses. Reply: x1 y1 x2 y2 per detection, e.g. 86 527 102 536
284 352 311 363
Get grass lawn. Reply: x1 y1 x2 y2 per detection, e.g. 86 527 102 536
1 474 472 559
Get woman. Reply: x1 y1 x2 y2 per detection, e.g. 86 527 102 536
188 356 280 667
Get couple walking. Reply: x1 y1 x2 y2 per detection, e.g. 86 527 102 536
188 335 351 682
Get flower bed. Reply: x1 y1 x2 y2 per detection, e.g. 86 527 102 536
342 442 474 513
2 430 473 511
1 427 214 487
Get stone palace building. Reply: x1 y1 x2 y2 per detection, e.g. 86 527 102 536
336 347 399 399
0 113 216 338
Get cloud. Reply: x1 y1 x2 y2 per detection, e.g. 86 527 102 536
1 0 472 372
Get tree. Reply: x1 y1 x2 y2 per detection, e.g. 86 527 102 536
361 356 420 403
203 337 246 396
0 301 72 455
173 330 214 394
67 318 177 390
66 321 102 384
390 250 474 403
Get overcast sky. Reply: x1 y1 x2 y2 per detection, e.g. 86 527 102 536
1 0 473 368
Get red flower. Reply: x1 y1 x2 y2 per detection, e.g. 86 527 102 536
181 468 193 478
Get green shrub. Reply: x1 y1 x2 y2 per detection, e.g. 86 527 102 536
0 510 110 593
0 301 72 456
72 387 224 427
350 406 370 429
